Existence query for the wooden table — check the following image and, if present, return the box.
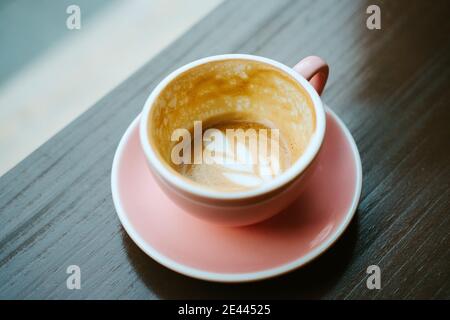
[1,0,449,299]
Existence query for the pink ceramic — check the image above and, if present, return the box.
[139,54,330,226]
[111,107,362,282]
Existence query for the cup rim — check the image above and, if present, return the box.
[139,54,326,200]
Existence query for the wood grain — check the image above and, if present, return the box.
[0,0,449,299]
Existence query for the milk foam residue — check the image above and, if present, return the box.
[200,130,282,188]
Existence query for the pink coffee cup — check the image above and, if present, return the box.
[140,54,328,226]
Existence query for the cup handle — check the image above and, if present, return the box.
[293,56,329,96]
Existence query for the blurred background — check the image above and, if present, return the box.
[0,0,222,176]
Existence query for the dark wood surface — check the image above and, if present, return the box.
[0,0,449,299]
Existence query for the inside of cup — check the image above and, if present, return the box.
[147,59,316,177]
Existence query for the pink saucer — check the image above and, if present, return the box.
[111,107,362,282]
